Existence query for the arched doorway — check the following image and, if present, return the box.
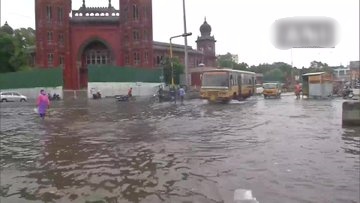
[79,40,113,89]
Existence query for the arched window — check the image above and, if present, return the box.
[133,52,140,65]
[123,8,128,21]
[143,30,148,41]
[83,41,111,65]
[46,5,52,22]
[132,4,139,20]
[143,5,148,20]
[125,54,129,65]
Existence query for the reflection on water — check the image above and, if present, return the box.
[342,128,360,155]
[0,97,359,203]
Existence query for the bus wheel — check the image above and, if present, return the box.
[222,99,230,104]
[233,92,237,100]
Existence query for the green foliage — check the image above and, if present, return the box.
[233,62,249,71]
[217,52,237,68]
[161,57,184,85]
[0,25,35,73]
[14,28,36,49]
[263,68,285,82]
[0,34,17,73]
[302,60,334,74]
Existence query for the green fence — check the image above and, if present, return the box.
[88,65,163,83]
[0,66,162,89]
[0,68,63,89]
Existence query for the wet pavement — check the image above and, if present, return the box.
[0,95,359,203]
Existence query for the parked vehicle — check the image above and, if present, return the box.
[255,84,264,95]
[115,95,135,102]
[92,92,102,99]
[48,93,61,101]
[262,82,282,98]
[0,91,27,102]
[151,91,175,103]
[90,88,101,99]
[342,88,354,99]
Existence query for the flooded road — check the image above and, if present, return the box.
[1,95,359,203]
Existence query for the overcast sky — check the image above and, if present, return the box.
[1,0,359,68]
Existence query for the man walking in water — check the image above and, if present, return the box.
[36,89,50,119]
[179,86,186,104]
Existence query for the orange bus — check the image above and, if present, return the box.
[200,69,256,103]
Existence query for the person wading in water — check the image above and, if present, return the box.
[36,89,50,119]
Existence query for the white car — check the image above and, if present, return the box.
[256,86,264,94]
[0,91,27,102]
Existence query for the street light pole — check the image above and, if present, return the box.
[0,0,2,26]
[170,38,174,86]
[182,0,189,87]
[169,32,192,86]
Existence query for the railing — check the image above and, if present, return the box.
[72,9,120,18]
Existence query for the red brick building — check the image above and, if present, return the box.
[35,0,217,90]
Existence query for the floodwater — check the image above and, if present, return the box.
[0,95,359,203]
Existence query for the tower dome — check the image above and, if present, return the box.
[1,21,14,35]
[200,18,211,36]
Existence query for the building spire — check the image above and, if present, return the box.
[82,0,86,8]
[204,16,206,22]
[109,0,112,7]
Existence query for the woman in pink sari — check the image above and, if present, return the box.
[36,90,50,119]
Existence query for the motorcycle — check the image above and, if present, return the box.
[342,88,354,99]
[48,93,61,101]
[92,92,102,99]
[115,95,135,102]
[151,90,176,103]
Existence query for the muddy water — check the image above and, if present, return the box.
[0,96,359,203]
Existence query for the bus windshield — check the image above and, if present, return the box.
[202,72,229,87]
[263,83,277,89]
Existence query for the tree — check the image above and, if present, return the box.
[0,25,34,73]
[0,33,17,72]
[14,27,35,48]
[263,68,285,82]
[233,62,248,71]
[161,57,184,85]
[305,60,333,74]
[217,52,237,68]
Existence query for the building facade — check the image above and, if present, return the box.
[333,67,351,82]
[35,0,216,89]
